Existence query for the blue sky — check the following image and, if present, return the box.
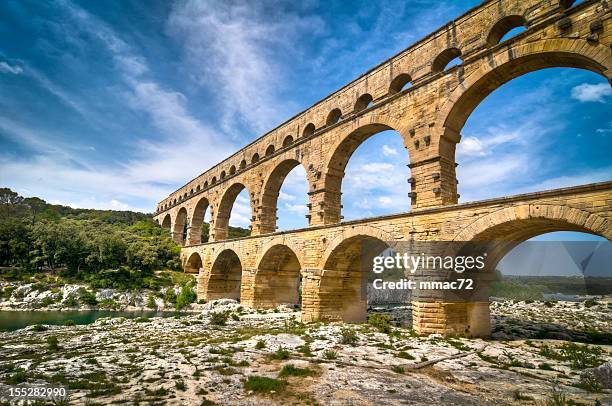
[1,0,610,236]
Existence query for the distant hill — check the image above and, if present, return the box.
[0,187,251,238]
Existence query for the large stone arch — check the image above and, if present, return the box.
[188,196,210,245]
[248,244,302,309]
[213,182,253,241]
[308,229,392,323]
[256,236,305,269]
[321,122,411,224]
[172,207,188,246]
[437,39,611,145]
[452,203,612,269]
[198,248,243,301]
[416,203,612,337]
[258,159,311,234]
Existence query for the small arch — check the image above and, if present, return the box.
[354,93,373,113]
[282,135,294,148]
[265,144,275,156]
[204,249,242,301]
[486,15,528,46]
[190,188,194,195]
[204,181,209,188]
[196,185,201,192]
[183,193,188,200]
[388,73,412,94]
[229,165,236,175]
[432,47,462,73]
[252,153,260,164]
[239,159,247,169]
[184,252,202,274]
[302,123,315,138]
[326,108,342,126]
[173,199,177,205]
[220,171,226,179]
[211,176,217,184]
[161,214,171,229]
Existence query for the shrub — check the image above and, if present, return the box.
[231,313,240,321]
[397,351,415,360]
[368,313,392,333]
[63,320,75,327]
[209,312,229,326]
[175,379,186,391]
[78,288,98,306]
[392,365,405,374]
[243,376,286,393]
[47,335,59,351]
[146,294,157,309]
[176,285,196,310]
[340,328,358,345]
[31,324,47,332]
[164,288,177,305]
[40,296,55,307]
[255,340,266,350]
[583,299,598,308]
[278,364,314,378]
[323,349,337,360]
[269,346,290,360]
[63,297,77,307]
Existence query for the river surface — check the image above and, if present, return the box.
[0,310,187,332]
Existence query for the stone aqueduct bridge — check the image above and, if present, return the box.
[154,0,612,336]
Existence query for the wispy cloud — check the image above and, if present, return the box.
[571,83,612,103]
[167,1,324,135]
[0,60,23,75]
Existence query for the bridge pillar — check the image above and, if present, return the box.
[409,156,458,209]
[411,268,494,337]
[171,231,184,245]
[301,269,367,323]
[196,268,242,301]
[308,188,342,226]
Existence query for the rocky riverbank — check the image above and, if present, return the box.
[0,281,196,312]
[0,298,610,405]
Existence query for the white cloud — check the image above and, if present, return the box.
[167,1,323,134]
[0,61,22,75]
[382,145,398,156]
[361,162,394,173]
[279,191,296,201]
[457,136,486,157]
[571,83,612,103]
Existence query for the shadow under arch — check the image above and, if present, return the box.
[172,207,188,246]
[323,123,410,224]
[201,248,243,301]
[161,213,171,230]
[184,252,203,274]
[311,232,391,323]
[248,244,302,309]
[214,182,253,241]
[259,159,310,234]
